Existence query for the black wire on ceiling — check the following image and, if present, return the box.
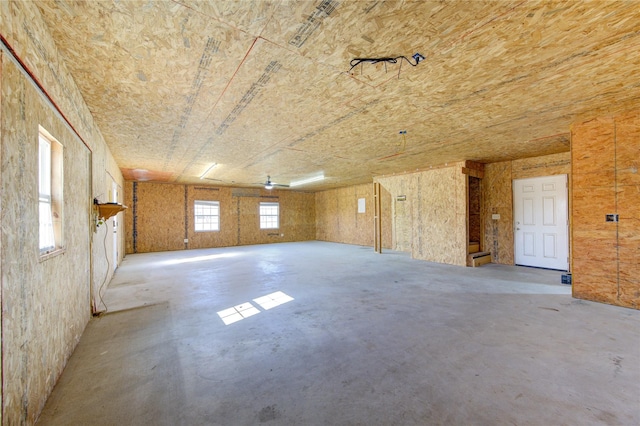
[348,54,425,73]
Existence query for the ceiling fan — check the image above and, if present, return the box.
[261,176,289,190]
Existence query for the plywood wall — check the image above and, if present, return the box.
[1,46,92,426]
[482,152,571,265]
[1,1,125,423]
[571,112,639,309]
[482,162,515,265]
[187,186,236,249]
[124,182,315,253]
[376,164,468,266]
[238,189,316,247]
[314,183,392,249]
[0,52,3,426]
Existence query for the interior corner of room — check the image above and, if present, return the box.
[1,0,639,424]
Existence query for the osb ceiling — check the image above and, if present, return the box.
[36,0,640,191]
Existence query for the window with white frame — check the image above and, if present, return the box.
[194,200,220,231]
[39,127,63,255]
[259,202,279,229]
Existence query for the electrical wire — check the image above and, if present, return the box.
[97,220,110,313]
[348,55,423,73]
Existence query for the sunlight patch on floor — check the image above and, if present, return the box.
[253,291,294,310]
[217,302,261,325]
[217,291,294,325]
[161,252,241,266]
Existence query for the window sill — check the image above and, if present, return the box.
[39,247,66,262]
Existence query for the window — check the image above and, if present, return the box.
[194,200,220,231]
[259,202,279,229]
[39,127,63,256]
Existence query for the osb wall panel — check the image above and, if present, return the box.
[414,166,467,266]
[353,184,373,246]
[129,183,186,253]
[482,152,571,265]
[511,152,571,180]
[0,52,3,426]
[2,0,125,314]
[187,186,237,249]
[124,181,135,255]
[572,112,640,309]
[237,190,315,247]
[616,111,640,188]
[1,57,91,424]
[617,185,640,308]
[377,164,467,266]
[314,190,334,243]
[1,2,125,422]
[572,117,620,306]
[314,184,392,249]
[316,186,360,245]
[125,183,315,253]
[380,186,393,250]
[280,191,316,244]
[482,162,514,265]
[376,174,415,253]
[393,193,412,253]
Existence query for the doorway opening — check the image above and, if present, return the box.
[468,175,491,267]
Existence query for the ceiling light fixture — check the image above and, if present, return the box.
[290,174,325,187]
[199,163,218,179]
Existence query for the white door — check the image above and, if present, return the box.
[513,175,568,270]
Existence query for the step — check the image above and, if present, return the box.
[468,251,491,267]
[468,242,480,254]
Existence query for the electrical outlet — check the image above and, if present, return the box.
[184,238,188,243]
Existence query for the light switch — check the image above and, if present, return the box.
[492,214,500,220]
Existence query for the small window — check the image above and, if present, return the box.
[39,127,63,256]
[194,200,220,231]
[259,202,279,229]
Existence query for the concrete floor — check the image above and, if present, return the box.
[38,241,639,425]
